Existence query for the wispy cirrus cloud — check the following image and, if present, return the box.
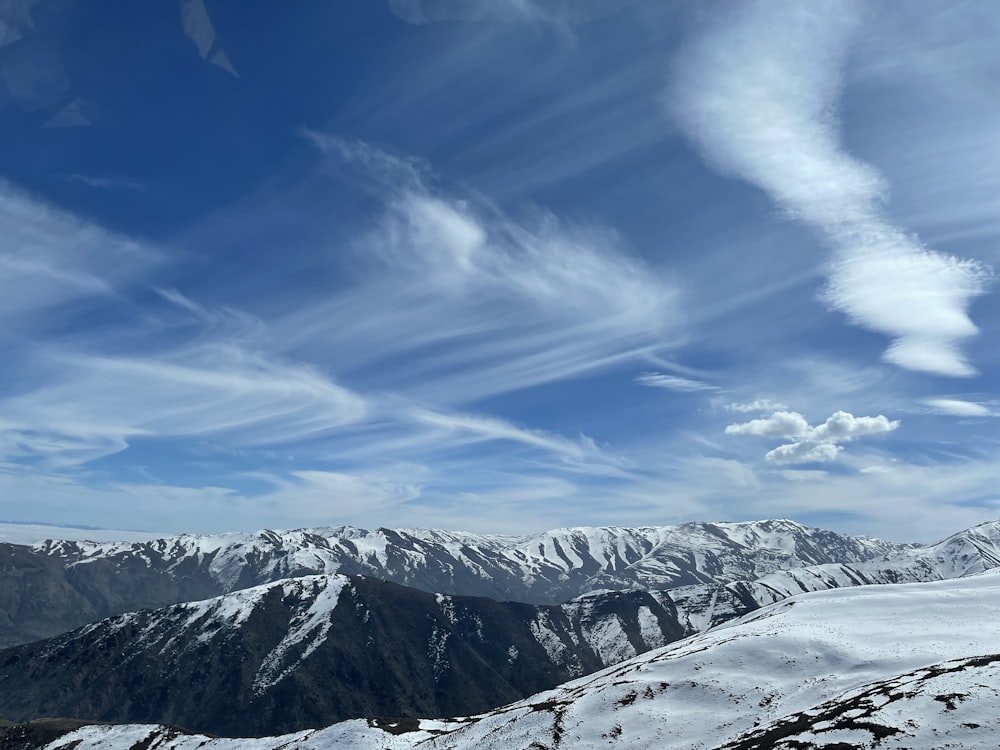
[407,407,623,472]
[923,398,994,418]
[0,180,155,328]
[635,372,717,392]
[725,399,789,414]
[386,0,633,26]
[0,162,636,526]
[671,0,993,377]
[0,345,368,467]
[279,135,681,404]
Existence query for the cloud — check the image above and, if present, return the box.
[386,0,633,26]
[0,346,367,466]
[407,407,624,471]
[726,409,899,464]
[725,411,811,439]
[766,442,842,465]
[66,174,145,192]
[725,399,789,413]
[635,372,717,392]
[280,135,680,404]
[924,398,993,417]
[810,411,899,441]
[671,0,992,377]
[0,180,156,328]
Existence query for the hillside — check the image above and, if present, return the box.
[23,571,1000,749]
[0,574,683,735]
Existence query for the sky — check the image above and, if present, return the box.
[0,0,998,543]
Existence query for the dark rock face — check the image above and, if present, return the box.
[0,575,684,737]
[0,545,99,648]
[0,520,907,648]
[0,719,100,750]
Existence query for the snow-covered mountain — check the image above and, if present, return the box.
[1,519,905,647]
[0,574,684,735]
[28,571,1000,750]
[667,519,1000,632]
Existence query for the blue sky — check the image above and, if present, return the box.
[1,0,998,542]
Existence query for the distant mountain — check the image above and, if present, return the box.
[0,574,684,736]
[24,571,1000,750]
[0,519,904,648]
[0,521,158,546]
[667,519,1000,631]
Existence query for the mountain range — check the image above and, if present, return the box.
[3,517,1000,745]
[0,519,905,649]
[0,575,683,735]
[16,570,1000,749]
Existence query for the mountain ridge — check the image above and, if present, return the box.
[1,518,906,648]
[20,571,1000,749]
[0,573,685,735]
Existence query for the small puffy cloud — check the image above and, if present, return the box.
[810,411,899,441]
[766,442,841,464]
[924,398,993,417]
[725,411,810,439]
[725,399,788,413]
[727,409,899,465]
[636,372,717,392]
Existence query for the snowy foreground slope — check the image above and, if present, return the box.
[36,571,1000,750]
[668,518,1000,631]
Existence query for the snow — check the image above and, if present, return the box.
[251,576,349,692]
[408,575,1000,749]
[529,612,583,676]
[579,613,636,665]
[635,605,664,649]
[33,564,1000,750]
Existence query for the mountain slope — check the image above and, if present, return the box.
[0,519,905,647]
[28,571,1000,749]
[668,519,1000,632]
[0,574,684,736]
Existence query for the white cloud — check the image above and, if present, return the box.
[671,0,992,377]
[725,411,810,439]
[780,469,830,481]
[810,411,899,441]
[924,398,993,417]
[279,136,680,404]
[726,409,898,465]
[0,346,367,466]
[725,399,789,413]
[407,407,622,470]
[0,180,156,327]
[766,442,842,464]
[636,372,717,392]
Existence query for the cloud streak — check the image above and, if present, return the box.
[671,0,992,377]
[635,372,717,392]
[386,0,634,26]
[0,346,367,466]
[279,135,680,404]
[924,398,993,417]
